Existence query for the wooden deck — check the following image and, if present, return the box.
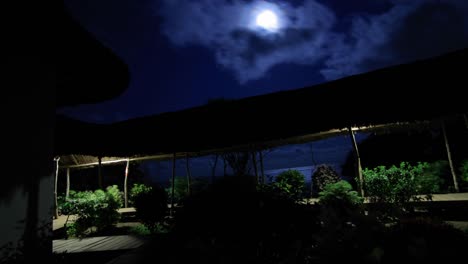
[427,192,468,201]
[53,235,146,254]
[53,208,136,231]
[305,192,468,204]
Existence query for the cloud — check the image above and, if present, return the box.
[157,0,468,83]
[158,0,338,83]
[321,0,468,80]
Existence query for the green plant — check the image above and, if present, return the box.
[417,160,446,194]
[318,181,364,228]
[134,185,168,233]
[57,190,77,215]
[362,162,440,220]
[129,224,152,236]
[363,162,442,204]
[319,180,363,207]
[129,183,152,206]
[312,164,340,197]
[65,186,123,237]
[274,169,305,201]
[165,177,190,203]
[460,160,468,182]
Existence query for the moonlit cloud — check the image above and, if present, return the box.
[157,0,468,83]
[158,0,337,83]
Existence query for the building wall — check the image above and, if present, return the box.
[1,52,55,260]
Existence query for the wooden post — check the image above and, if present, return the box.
[252,151,258,183]
[464,114,468,130]
[65,168,70,199]
[259,150,265,184]
[171,153,176,215]
[211,154,218,183]
[186,154,192,196]
[98,156,103,189]
[223,158,227,176]
[441,120,459,192]
[348,126,365,197]
[54,157,60,219]
[124,159,130,208]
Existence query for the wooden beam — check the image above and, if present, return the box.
[186,154,192,196]
[60,122,430,170]
[65,168,70,199]
[464,114,468,130]
[259,150,265,184]
[70,154,79,166]
[98,156,102,189]
[441,120,459,192]
[252,151,258,184]
[171,153,176,216]
[211,154,218,184]
[348,126,365,197]
[54,157,60,219]
[124,159,130,208]
[223,158,227,176]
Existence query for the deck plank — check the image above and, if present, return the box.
[53,235,146,254]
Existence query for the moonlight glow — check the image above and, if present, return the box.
[256,10,279,31]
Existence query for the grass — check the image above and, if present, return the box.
[129,224,151,236]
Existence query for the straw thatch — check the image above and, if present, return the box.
[55,48,468,160]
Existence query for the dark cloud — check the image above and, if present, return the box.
[322,0,468,79]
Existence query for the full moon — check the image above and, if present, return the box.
[256,10,278,31]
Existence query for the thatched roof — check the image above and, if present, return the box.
[1,1,130,201]
[55,48,468,160]
[57,4,130,107]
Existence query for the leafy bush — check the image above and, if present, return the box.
[274,169,305,201]
[106,185,124,208]
[362,162,442,220]
[312,164,340,197]
[57,190,77,215]
[130,183,152,206]
[418,160,447,194]
[173,175,309,264]
[129,224,151,236]
[363,162,445,206]
[319,180,363,207]
[460,160,468,182]
[133,184,168,233]
[165,177,189,203]
[64,185,123,237]
[318,181,364,230]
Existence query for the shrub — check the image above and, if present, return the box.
[312,164,340,197]
[460,160,468,182]
[318,181,364,230]
[130,183,152,206]
[418,160,447,194]
[133,185,168,233]
[129,224,151,236]
[165,177,190,203]
[363,162,442,205]
[57,190,77,215]
[362,162,444,220]
[65,185,122,237]
[319,180,363,207]
[274,169,305,201]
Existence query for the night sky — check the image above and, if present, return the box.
[59,0,468,181]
